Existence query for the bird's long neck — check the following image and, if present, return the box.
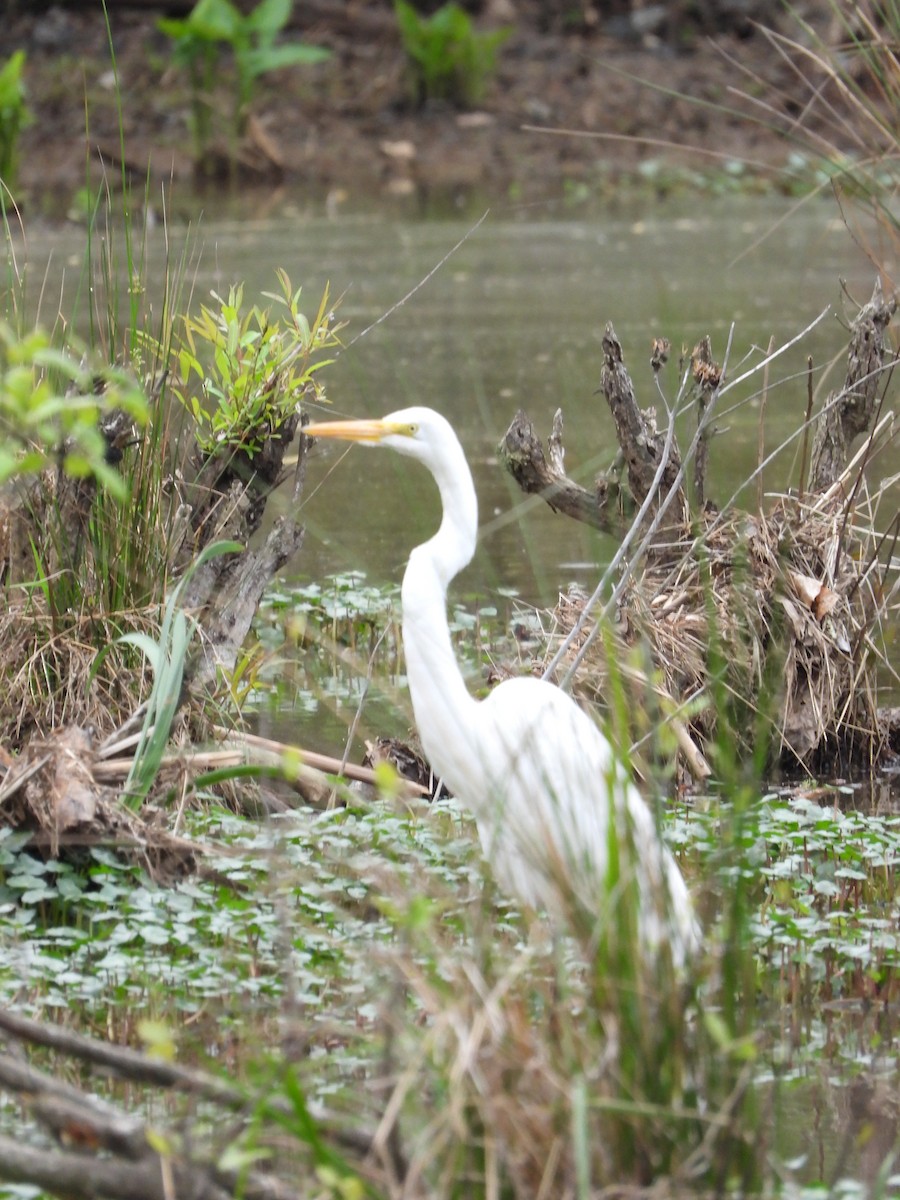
[401,432,480,791]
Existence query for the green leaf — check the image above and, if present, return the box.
[119,632,163,674]
[137,1019,177,1060]
[219,1144,272,1172]
[242,43,330,80]
[243,0,293,36]
[189,0,242,41]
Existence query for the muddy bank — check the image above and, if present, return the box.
[9,2,832,215]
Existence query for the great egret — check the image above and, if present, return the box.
[306,407,698,962]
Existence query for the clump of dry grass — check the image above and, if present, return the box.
[725,0,899,279]
[332,852,757,1199]
[0,604,158,744]
[0,406,186,746]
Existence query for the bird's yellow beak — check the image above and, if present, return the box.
[306,418,399,444]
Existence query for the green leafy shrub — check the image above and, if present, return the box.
[174,269,344,457]
[395,0,510,107]
[0,51,31,196]
[158,0,330,169]
[0,322,147,497]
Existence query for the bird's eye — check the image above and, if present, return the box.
[407,423,419,436]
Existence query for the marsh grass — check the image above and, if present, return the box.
[0,188,197,741]
[0,516,897,1194]
[1,164,343,748]
[714,0,899,275]
[237,593,782,1193]
[157,0,331,176]
[1,305,896,1200]
[1,16,343,755]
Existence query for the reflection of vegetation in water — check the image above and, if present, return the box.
[686,787,900,995]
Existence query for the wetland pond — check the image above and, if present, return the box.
[149,192,890,764]
[18,191,896,759]
[10,192,900,1196]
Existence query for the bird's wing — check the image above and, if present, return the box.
[474,677,698,957]
[473,677,623,909]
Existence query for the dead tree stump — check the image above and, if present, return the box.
[499,284,898,774]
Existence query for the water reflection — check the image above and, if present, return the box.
[12,195,889,607]
[762,1002,900,1192]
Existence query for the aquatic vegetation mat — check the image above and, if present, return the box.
[1,772,900,1196]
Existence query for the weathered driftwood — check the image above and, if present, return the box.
[0,725,210,877]
[498,408,634,534]
[600,323,690,523]
[498,325,691,538]
[0,720,381,862]
[177,413,308,691]
[501,286,897,773]
[808,281,897,492]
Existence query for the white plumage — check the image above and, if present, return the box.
[307,406,698,962]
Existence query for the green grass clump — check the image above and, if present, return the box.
[0,50,30,198]
[158,0,330,173]
[175,270,343,457]
[395,0,510,107]
[0,321,146,495]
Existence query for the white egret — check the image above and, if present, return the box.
[306,407,698,962]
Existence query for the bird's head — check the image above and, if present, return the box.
[305,406,455,468]
[308,404,477,574]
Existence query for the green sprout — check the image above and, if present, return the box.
[174,271,343,457]
[158,0,330,170]
[395,0,510,107]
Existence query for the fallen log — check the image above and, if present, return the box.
[0,1009,386,1200]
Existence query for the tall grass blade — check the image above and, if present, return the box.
[117,539,241,810]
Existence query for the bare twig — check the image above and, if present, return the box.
[757,335,775,514]
[798,354,815,505]
[212,726,429,796]
[0,1008,246,1106]
[0,1135,234,1200]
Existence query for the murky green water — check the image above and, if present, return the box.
[12,193,896,755]
[212,195,887,608]
[15,193,888,604]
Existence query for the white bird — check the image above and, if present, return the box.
[306,407,699,963]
